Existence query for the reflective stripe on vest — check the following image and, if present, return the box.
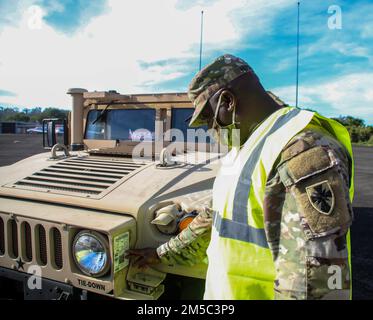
[213,211,268,248]
[232,108,302,225]
[212,108,309,246]
[205,107,354,300]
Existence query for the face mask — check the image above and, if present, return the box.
[210,92,240,148]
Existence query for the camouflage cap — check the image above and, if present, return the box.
[187,54,255,127]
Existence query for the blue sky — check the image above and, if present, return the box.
[0,0,372,123]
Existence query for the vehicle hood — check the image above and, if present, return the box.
[0,151,220,218]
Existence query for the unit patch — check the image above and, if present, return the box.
[305,181,335,215]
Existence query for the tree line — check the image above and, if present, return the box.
[0,107,68,123]
[0,106,372,144]
[331,116,373,145]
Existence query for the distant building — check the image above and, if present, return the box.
[0,121,39,134]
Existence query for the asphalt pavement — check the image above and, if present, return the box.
[0,134,372,299]
[350,146,373,299]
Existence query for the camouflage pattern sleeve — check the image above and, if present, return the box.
[263,123,354,300]
[156,207,213,266]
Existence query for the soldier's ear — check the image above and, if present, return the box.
[220,90,237,112]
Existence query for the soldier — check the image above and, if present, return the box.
[127,54,354,300]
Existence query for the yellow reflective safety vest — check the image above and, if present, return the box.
[205,107,354,300]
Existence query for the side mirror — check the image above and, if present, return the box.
[42,118,68,149]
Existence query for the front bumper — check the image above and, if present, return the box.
[0,266,81,300]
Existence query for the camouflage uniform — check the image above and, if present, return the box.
[187,54,256,128]
[157,123,353,299]
[157,54,353,299]
[157,206,212,266]
[264,121,352,300]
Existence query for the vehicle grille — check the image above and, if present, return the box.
[10,219,18,258]
[52,228,63,269]
[10,156,146,198]
[23,222,32,261]
[0,217,4,255]
[0,214,64,271]
[37,225,47,265]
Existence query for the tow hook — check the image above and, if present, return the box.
[49,143,71,160]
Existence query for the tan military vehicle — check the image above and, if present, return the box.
[0,88,285,300]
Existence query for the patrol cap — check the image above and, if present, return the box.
[187,54,255,127]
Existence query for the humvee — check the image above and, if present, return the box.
[0,88,285,300]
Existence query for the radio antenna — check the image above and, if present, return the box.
[199,10,204,71]
[295,2,300,108]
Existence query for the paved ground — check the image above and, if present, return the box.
[349,146,373,300]
[0,134,45,166]
[0,134,372,299]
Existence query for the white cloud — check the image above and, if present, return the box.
[329,41,372,62]
[273,57,294,73]
[272,72,373,123]
[26,5,45,30]
[361,24,373,39]
[0,0,292,108]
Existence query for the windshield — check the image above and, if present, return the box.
[171,108,211,143]
[85,108,211,143]
[85,109,156,140]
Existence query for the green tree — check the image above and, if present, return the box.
[39,108,68,122]
[332,116,365,127]
[348,127,359,143]
[0,106,68,123]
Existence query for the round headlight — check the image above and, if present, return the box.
[72,231,110,277]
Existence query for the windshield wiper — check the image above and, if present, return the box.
[92,101,114,125]
[184,113,193,123]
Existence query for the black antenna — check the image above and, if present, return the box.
[295,2,300,108]
[199,10,204,71]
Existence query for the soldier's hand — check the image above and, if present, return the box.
[125,248,160,269]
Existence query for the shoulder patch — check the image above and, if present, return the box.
[278,146,335,187]
[305,181,335,215]
[281,138,311,163]
[291,169,352,239]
